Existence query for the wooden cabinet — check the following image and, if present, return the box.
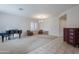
[64,28,79,47]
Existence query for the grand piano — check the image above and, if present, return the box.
[0,29,22,42]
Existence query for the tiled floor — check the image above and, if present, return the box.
[29,37,79,54]
[0,35,79,54]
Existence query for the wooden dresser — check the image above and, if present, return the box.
[64,28,79,47]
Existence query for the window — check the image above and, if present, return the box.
[31,22,38,31]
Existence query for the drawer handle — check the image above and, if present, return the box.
[69,33,74,35]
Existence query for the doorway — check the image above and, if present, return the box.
[59,14,67,37]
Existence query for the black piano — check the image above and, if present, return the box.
[0,32,9,42]
[0,29,22,42]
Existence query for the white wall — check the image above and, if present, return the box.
[66,5,79,28]
[59,5,79,28]
[39,17,59,36]
[48,18,59,36]
[0,12,32,36]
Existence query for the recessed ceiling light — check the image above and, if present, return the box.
[19,8,24,11]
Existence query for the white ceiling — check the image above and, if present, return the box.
[0,4,77,18]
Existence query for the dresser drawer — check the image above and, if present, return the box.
[69,35,75,39]
[69,29,74,32]
[69,39,74,43]
[69,32,74,35]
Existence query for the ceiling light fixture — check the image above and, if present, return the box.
[19,8,24,11]
[33,14,49,19]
